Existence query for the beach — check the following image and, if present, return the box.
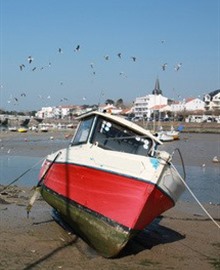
[0,131,220,269]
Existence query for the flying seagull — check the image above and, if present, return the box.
[19,64,25,71]
[162,63,168,71]
[119,72,127,78]
[74,45,80,52]
[40,62,52,70]
[174,63,182,71]
[27,56,33,64]
[60,97,68,102]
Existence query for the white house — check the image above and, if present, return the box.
[184,98,205,111]
[35,105,84,119]
[98,104,122,115]
[134,78,168,119]
[170,101,185,112]
[204,89,220,111]
[171,98,205,112]
[35,106,55,119]
[53,105,77,119]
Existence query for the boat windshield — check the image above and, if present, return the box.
[71,116,94,145]
[91,117,153,156]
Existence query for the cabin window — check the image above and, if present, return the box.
[72,116,94,145]
[91,118,152,156]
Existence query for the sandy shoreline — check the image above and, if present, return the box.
[0,131,220,269]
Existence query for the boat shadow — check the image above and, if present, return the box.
[119,215,185,258]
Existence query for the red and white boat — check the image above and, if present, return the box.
[38,111,185,257]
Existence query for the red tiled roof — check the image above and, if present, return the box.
[150,104,167,110]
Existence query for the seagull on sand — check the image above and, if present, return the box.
[131,56,136,62]
[58,48,63,53]
[117,53,122,59]
[104,55,109,60]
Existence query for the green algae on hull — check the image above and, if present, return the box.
[41,186,137,258]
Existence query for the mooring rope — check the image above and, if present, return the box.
[171,148,186,180]
[26,151,61,217]
[170,162,220,229]
[37,151,61,187]
[0,156,46,192]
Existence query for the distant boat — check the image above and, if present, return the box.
[155,127,174,142]
[157,131,174,142]
[18,127,28,133]
[36,111,186,258]
[40,126,48,132]
[8,127,17,132]
[165,126,180,140]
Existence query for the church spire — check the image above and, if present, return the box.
[152,77,162,95]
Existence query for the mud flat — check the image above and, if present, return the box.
[0,185,219,270]
[0,131,219,269]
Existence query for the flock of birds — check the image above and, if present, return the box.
[18,42,183,74]
[6,40,183,106]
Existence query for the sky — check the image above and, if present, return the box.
[0,0,220,111]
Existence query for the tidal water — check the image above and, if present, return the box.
[177,164,219,204]
[0,155,219,204]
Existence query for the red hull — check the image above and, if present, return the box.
[42,162,174,230]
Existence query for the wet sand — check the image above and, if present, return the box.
[0,131,220,269]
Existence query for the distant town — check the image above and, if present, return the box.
[0,79,220,128]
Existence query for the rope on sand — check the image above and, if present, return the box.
[171,163,220,229]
